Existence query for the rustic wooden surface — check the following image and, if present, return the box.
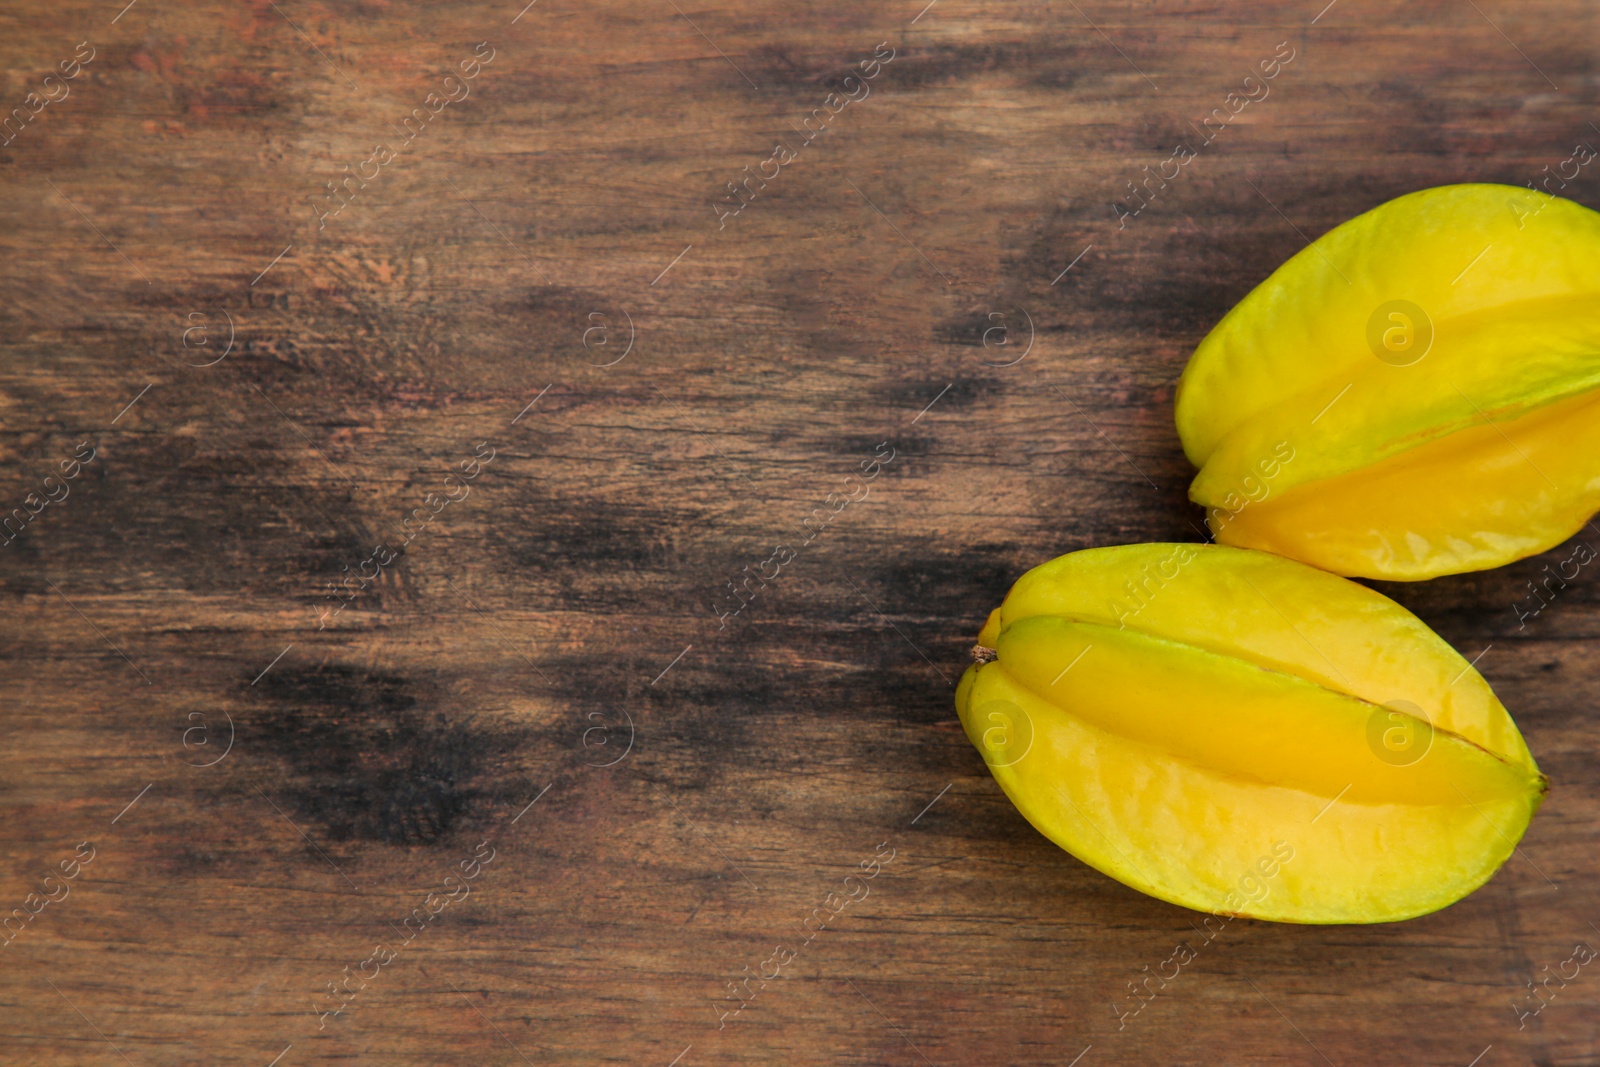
[3,0,1600,1063]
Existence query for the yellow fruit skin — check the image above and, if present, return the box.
[1214,385,1600,579]
[959,544,1545,924]
[1176,184,1600,579]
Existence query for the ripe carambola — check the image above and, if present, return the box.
[1177,184,1600,580]
[957,543,1545,924]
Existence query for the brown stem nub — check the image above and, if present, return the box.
[971,645,998,664]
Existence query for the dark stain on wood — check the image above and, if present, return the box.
[248,664,535,846]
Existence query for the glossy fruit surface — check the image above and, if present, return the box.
[1176,183,1600,579]
[956,543,1545,923]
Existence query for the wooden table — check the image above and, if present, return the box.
[3,0,1598,1063]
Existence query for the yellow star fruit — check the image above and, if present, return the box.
[956,544,1545,923]
[1177,183,1600,579]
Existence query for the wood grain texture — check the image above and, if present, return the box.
[2,0,1599,1063]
